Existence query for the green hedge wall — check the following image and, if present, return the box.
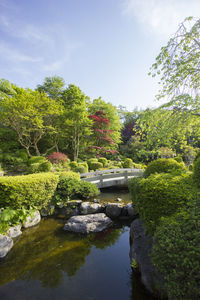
[152,204,200,300]
[143,158,187,178]
[0,173,59,210]
[128,173,198,234]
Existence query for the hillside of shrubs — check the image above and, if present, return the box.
[128,157,200,300]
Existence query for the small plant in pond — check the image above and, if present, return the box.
[131,258,138,270]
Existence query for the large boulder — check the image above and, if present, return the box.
[0,234,13,258]
[6,224,22,238]
[130,218,159,293]
[105,203,122,218]
[123,203,138,218]
[23,210,41,228]
[63,213,113,234]
[80,202,103,215]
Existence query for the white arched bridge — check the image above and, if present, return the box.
[80,168,144,188]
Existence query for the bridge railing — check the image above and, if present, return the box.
[80,168,143,187]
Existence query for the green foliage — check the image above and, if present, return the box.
[36,76,65,100]
[74,162,88,174]
[0,207,34,234]
[89,161,103,171]
[27,156,52,173]
[54,174,99,205]
[87,158,98,169]
[152,205,200,300]
[193,157,200,187]
[173,155,183,163]
[143,158,187,178]
[69,161,78,170]
[0,173,59,210]
[122,158,133,168]
[98,157,107,167]
[128,173,198,234]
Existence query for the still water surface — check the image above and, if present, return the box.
[0,191,156,300]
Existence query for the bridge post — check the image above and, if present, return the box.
[125,170,128,180]
[100,173,103,187]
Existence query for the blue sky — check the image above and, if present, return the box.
[0,0,200,109]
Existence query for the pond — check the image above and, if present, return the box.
[0,192,156,300]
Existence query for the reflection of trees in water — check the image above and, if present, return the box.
[0,219,123,289]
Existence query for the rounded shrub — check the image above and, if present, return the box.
[28,156,46,165]
[47,152,68,164]
[123,158,134,168]
[54,175,99,203]
[38,161,52,172]
[152,206,200,300]
[87,158,98,170]
[143,158,187,178]
[89,161,103,171]
[69,161,78,170]
[128,173,198,234]
[98,157,107,167]
[173,155,183,163]
[74,165,88,174]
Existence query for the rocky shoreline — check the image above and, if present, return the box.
[0,199,137,258]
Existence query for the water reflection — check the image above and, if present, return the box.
[0,217,158,300]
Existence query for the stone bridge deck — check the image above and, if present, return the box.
[80,168,143,188]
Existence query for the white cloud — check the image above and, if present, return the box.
[122,0,200,36]
[0,42,42,62]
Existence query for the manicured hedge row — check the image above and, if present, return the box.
[0,173,59,210]
[152,205,200,300]
[128,173,198,234]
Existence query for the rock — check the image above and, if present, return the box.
[80,202,103,215]
[68,200,82,206]
[23,210,41,228]
[124,203,138,217]
[6,224,22,238]
[63,213,113,234]
[93,198,100,203]
[105,203,122,218]
[116,198,122,202]
[65,207,79,217]
[0,234,13,258]
[129,218,162,293]
[40,205,55,217]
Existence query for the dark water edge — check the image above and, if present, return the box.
[0,189,158,300]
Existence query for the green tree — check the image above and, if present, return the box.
[36,76,65,100]
[61,84,92,160]
[0,85,62,157]
[88,97,122,148]
[150,17,200,111]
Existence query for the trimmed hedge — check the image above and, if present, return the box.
[0,173,59,210]
[89,161,103,171]
[54,175,99,204]
[152,205,200,300]
[123,158,133,168]
[128,173,198,234]
[98,157,107,167]
[143,158,187,178]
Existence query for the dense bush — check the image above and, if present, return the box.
[28,156,46,165]
[173,155,183,163]
[143,158,187,178]
[89,161,103,171]
[69,161,78,170]
[74,162,88,174]
[27,156,52,173]
[47,152,68,164]
[193,156,200,187]
[98,157,107,167]
[152,205,200,300]
[87,158,98,170]
[128,173,198,234]
[122,158,133,168]
[54,175,99,204]
[0,173,59,210]
[56,171,80,180]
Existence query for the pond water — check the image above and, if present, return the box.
[0,192,157,300]
[98,187,131,204]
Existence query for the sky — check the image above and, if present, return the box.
[0,0,200,110]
